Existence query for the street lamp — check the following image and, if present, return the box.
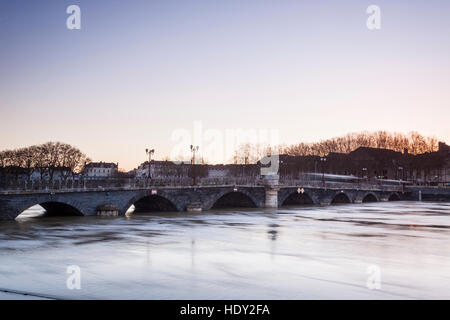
[145,148,155,181]
[280,160,283,178]
[190,145,199,164]
[320,157,327,187]
[243,155,249,177]
[398,166,404,181]
[190,145,199,185]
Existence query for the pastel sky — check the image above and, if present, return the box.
[1,0,449,170]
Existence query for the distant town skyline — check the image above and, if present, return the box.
[1,130,446,173]
[1,0,450,170]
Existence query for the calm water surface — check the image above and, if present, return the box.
[0,201,449,299]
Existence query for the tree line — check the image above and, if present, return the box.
[0,142,90,181]
[231,131,440,163]
[282,131,438,157]
[0,131,442,179]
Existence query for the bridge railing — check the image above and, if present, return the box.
[0,177,265,193]
[0,176,402,193]
[279,178,404,192]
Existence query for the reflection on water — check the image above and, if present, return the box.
[1,202,449,299]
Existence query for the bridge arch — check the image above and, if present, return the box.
[281,192,314,206]
[122,192,179,214]
[362,193,379,203]
[331,192,351,204]
[388,193,401,201]
[15,199,85,220]
[209,190,258,210]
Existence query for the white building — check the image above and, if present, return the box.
[83,162,118,178]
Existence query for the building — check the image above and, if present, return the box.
[131,161,260,179]
[412,142,450,185]
[278,142,450,185]
[133,160,191,179]
[439,143,450,185]
[83,162,118,179]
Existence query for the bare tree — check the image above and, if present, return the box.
[0,142,90,182]
[281,131,439,157]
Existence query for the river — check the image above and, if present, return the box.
[0,201,449,299]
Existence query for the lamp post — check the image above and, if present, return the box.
[190,145,199,185]
[243,155,249,178]
[190,145,199,165]
[280,160,283,179]
[320,157,327,187]
[145,148,154,183]
[398,166,404,181]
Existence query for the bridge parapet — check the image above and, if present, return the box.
[406,186,450,201]
[0,177,264,194]
[279,179,404,192]
[0,176,405,195]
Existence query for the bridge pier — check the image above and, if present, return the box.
[186,202,202,212]
[263,174,280,208]
[96,204,119,216]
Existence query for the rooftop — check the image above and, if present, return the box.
[85,162,118,169]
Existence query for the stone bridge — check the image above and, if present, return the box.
[0,175,408,221]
